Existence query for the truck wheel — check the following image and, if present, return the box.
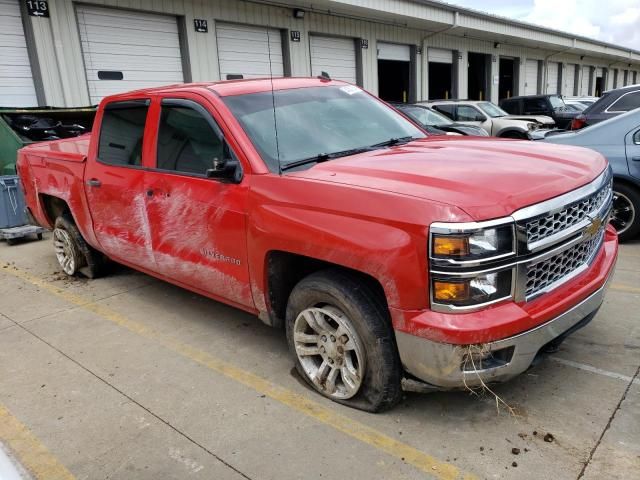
[500,131,527,139]
[611,183,640,242]
[53,214,105,278]
[286,270,402,412]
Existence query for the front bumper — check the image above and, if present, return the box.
[394,232,617,389]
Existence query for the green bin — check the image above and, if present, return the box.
[0,106,97,175]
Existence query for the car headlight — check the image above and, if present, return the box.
[527,123,538,131]
[431,224,514,261]
[429,221,516,312]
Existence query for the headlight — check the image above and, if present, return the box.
[432,271,513,308]
[431,224,514,262]
[527,123,538,131]
[429,221,516,312]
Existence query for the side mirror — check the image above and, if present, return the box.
[205,143,243,183]
[475,115,486,122]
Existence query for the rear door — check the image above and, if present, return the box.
[85,99,157,272]
[143,94,253,307]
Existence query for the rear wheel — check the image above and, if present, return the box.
[53,214,105,278]
[286,270,402,412]
[499,130,527,139]
[610,183,640,242]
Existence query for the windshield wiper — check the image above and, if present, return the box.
[280,146,374,171]
[369,135,416,148]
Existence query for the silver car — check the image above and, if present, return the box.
[543,108,640,241]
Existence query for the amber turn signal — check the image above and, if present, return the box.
[432,236,470,256]
[433,280,470,302]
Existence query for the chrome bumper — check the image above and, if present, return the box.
[395,273,613,389]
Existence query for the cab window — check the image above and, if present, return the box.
[156,100,224,176]
[432,104,455,119]
[457,105,484,121]
[98,100,149,166]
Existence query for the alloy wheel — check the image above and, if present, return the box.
[53,228,76,275]
[610,191,636,235]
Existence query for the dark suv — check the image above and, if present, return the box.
[570,84,640,130]
[500,94,578,129]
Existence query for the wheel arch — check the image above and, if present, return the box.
[264,251,389,329]
[496,127,528,138]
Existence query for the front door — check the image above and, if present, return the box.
[85,99,157,272]
[143,96,253,308]
[626,127,640,181]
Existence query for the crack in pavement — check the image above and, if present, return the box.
[576,364,640,479]
[1,312,254,480]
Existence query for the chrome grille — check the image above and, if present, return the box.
[524,181,611,246]
[525,229,605,298]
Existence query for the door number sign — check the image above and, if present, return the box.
[194,19,208,33]
[26,0,49,17]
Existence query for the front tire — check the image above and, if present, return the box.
[611,183,640,242]
[286,270,402,412]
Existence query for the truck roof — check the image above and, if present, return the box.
[103,77,348,101]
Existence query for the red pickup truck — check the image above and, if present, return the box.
[17,78,617,412]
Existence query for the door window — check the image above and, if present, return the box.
[608,91,640,112]
[457,105,484,121]
[156,100,224,176]
[523,97,548,114]
[432,104,455,119]
[98,100,149,166]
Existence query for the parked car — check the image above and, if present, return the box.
[570,84,640,130]
[17,78,617,411]
[564,96,599,107]
[543,108,640,241]
[563,101,587,112]
[391,103,489,136]
[425,99,555,138]
[500,94,578,129]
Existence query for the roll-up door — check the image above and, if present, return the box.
[580,66,591,95]
[546,62,559,94]
[427,48,452,64]
[216,23,284,80]
[77,5,184,104]
[0,0,38,107]
[309,35,356,84]
[524,59,539,95]
[377,42,410,62]
[564,64,576,95]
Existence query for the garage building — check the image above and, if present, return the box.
[2,0,640,108]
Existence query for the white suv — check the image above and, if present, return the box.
[423,100,555,138]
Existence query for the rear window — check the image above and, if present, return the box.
[608,90,640,112]
[432,104,455,119]
[500,99,518,113]
[98,100,149,166]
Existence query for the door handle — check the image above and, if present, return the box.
[631,156,640,162]
[87,178,102,188]
[146,189,154,197]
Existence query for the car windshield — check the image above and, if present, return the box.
[549,95,566,110]
[400,106,453,126]
[477,102,508,117]
[223,85,425,172]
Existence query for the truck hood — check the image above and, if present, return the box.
[291,137,607,220]
[503,114,555,125]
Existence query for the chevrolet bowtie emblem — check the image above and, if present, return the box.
[585,215,602,237]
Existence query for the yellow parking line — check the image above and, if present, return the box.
[3,266,475,480]
[0,404,75,480]
[610,283,640,294]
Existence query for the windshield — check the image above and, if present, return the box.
[223,86,425,172]
[477,102,508,118]
[400,106,453,126]
[549,95,566,110]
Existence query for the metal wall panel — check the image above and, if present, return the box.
[0,0,38,106]
[216,23,284,79]
[579,65,591,95]
[77,5,184,104]
[563,64,576,95]
[309,35,356,84]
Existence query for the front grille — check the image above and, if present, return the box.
[525,228,605,298]
[524,180,611,246]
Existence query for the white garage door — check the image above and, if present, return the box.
[546,62,559,94]
[310,35,356,84]
[77,6,184,104]
[0,0,38,107]
[216,23,284,80]
[524,59,538,95]
[564,64,576,95]
[580,66,591,95]
[377,42,411,62]
[427,48,452,64]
